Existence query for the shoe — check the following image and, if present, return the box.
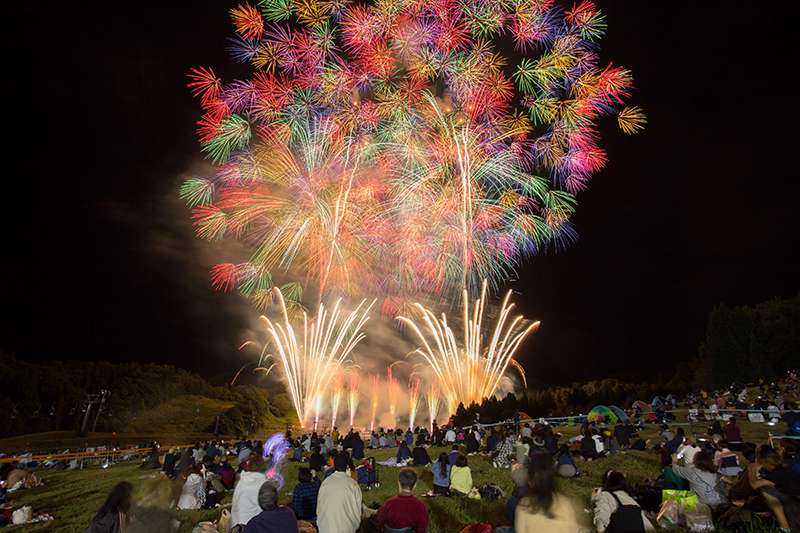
[492,461,498,468]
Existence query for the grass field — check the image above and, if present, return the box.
[3,415,788,532]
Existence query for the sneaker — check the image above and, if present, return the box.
[492,461,498,468]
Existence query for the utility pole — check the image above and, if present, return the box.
[191,402,202,433]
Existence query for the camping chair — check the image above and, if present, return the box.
[383,527,414,533]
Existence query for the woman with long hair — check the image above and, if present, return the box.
[592,470,654,532]
[430,452,451,495]
[515,453,586,533]
[87,481,132,533]
[672,449,727,509]
[176,464,205,510]
[449,455,473,496]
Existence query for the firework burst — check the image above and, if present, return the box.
[426,380,441,432]
[369,373,381,431]
[408,377,423,430]
[258,287,374,427]
[347,368,360,427]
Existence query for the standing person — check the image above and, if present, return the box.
[514,453,586,533]
[449,455,473,496]
[230,456,268,527]
[592,470,655,532]
[430,452,451,496]
[375,468,430,533]
[242,483,299,533]
[317,452,362,533]
[87,482,132,533]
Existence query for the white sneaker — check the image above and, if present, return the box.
[492,461,498,468]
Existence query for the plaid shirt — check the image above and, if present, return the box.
[723,423,741,443]
[292,478,321,520]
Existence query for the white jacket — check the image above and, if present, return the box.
[230,471,267,526]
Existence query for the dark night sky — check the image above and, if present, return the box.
[4,1,799,387]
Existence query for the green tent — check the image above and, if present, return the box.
[586,405,617,424]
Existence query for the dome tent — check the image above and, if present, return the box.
[586,405,617,424]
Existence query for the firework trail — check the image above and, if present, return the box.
[368,373,381,431]
[330,375,345,429]
[186,0,643,315]
[399,280,538,413]
[347,368,360,428]
[259,287,374,427]
[408,377,423,430]
[426,380,441,432]
[387,365,399,426]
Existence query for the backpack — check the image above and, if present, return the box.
[606,491,645,533]
[630,439,646,451]
[478,484,506,500]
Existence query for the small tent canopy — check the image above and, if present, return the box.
[518,412,533,423]
[666,394,679,407]
[652,396,667,407]
[609,406,630,424]
[632,400,652,413]
[587,405,617,424]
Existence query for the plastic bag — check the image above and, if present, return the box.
[656,499,681,529]
[216,508,230,533]
[662,489,700,511]
[12,506,32,525]
[685,502,715,532]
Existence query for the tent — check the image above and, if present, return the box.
[652,396,667,407]
[666,394,679,408]
[609,405,630,424]
[587,405,617,424]
[632,400,652,413]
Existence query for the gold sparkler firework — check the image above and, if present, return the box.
[387,365,399,425]
[330,375,345,429]
[259,287,374,427]
[399,280,538,414]
[426,380,441,432]
[408,377,423,430]
[369,373,381,431]
[347,368,360,427]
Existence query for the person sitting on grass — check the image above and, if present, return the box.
[580,430,601,462]
[242,482,299,533]
[231,455,268,527]
[317,452,362,533]
[747,444,800,532]
[291,467,321,522]
[494,432,513,468]
[671,449,727,509]
[309,445,325,474]
[658,448,688,490]
[516,436,531,466]
[779,438,800,477]
[177,464,205,510]
[714,440,743,477]
[514,453,589,533]
[3,463,44,492]
[87,481,132,533]
[375,467,430,533]
[555,444,578,478]
[397,441,412,463]
[430,452,451,496]
[448,444,461,465]
[351,432,365,460]
[592,470,655,532]
[449,454,473,496]
[413,440,431,466]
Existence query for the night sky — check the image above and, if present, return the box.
[4,1,798,388]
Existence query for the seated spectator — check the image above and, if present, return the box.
[505,464,530,528]
[243,483,299,533]
[625,420,639,439]
[708,420,724,440]
[593,470,655,532]
[614,422,630,449]
[309,446,325,473]
[430,453,451,496]
[397,441,412,463]
[375,468,430,533]
[449,454,473,496]
[555,444,578,478]
[724,417,743,450]
[231,455,268,527]
[531,436,548,456]
[351,432,365,460]
[318,452,362,533]
[714,440,743,476]
[779,438,800,477]
[726,443,758,501]
[140,443,161,470]
[369,432,380,449]
[493,432,513,468]
[486,429,499,453]
[749,444,800,532]
[413,441,431,466]
[161,448,180,478]
[658,448,688,490]
[177,464,205,510]
[658,425,674,446]
[671,449,727,509]
[444,426,457,444]
[448,444,461,465]
[516,437,531,465]
[465,428,480,455]
[515,454,584,532]
[291,467,321,521]
[580,431,601,462]
[87,481,132,533]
